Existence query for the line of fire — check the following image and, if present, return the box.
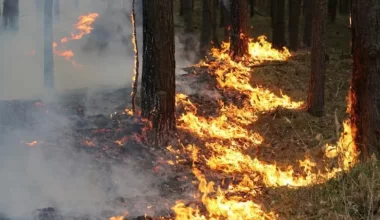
[0,0,379,220]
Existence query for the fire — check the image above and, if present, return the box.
[171,36,358,219]
[21,140,40,147]
[53,13,99,66]
[81,139,95,147]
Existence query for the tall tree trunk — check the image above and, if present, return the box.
[141,0,155,118]
[3,0,19,30]
[339,0,349,15]
[328,0,337,23]
[179,0,183,16]
[229,0,249,59]
[272,0,286,49]
[54,0,60,21]
[74,0,79,8]
[183,0,194,54]
[151,0,176,143]
[210,0,220,48]
[250,0,256,17]
[288,0,301,51]
[44,0,54,88]
[200,0,212,58]
[306,0,328,117]
[350,0,380,159]
[270,0,274,28]
[182,0,193,32]
[303,0,313,47]
[220,0,230,42]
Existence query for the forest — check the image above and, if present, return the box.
[0,0,379,219]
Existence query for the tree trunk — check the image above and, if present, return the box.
[54,0,60,21]
[229,0,249,59]
[270,0,274,28]
[44,0,54,88]
[220,0,230,42]
[288,0,301,51]
[210,0,220,48]
[250,0,256,17]
[303,0,313,48]
[350,0,380,159]
[200,0,212,58]
[306,0,328,117]
[272,0,286,49]
[74,0,79,8]
[339,0,349,15]
[182,0,193,32]
[141,0,155,118]
[151,0,176,143]
[3,0,19,30]
[328,0,337,23]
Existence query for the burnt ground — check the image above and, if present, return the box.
[0,88,192,220]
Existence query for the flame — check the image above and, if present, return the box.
[21,140,40,147]
[171,36,358,219]
[81,139,95,147]
[53,13,99,66]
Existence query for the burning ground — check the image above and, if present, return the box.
[0,35,359,219]
[0,3,365,220]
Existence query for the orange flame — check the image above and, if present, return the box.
[53,13,99,66]
[172,36,358,219]
[21,140,40,147]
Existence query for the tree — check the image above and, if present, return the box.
[182,0,193,33]
[141,0,176,143]
[54,0,60,21]
[44,0,54,88]
[141,0,155,118]
[219,0,230,42]
[350,0,380,159]
[250,0,256,17]
[288,0,301,51]
[328,0,337,23]
[306,0,328,117]
[3,0,19,30]
[229,0,249,59]
[338,0,349,15]
[303,0,313,48]
[271,0,286,49]
[200,0,212,58]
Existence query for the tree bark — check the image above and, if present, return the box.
[229,0,249,60]
[182,0,193,32]
[44,0,54,89]
[250,0,256,17]
[271,0,286,49]
[141,0,155,118]
[328,0,337,23]
[306,0,328,117]
[3,0,19,30]
[54,0,60,21]
[200,0,212,58]
[339,0,349,15]
[151,0,176,141]
[288,0,301,51]
[220,0,230,42]
[350,0,380,159]
[303,0,313,48]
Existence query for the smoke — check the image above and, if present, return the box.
[0,0,168,219]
